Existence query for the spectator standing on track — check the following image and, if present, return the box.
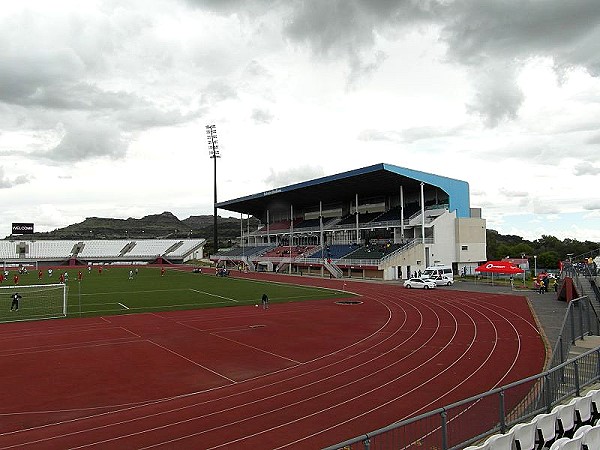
[10,292,21,312]
[261,293,269,310]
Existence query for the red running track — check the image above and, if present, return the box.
[0,274,546,449]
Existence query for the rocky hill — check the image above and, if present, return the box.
[15,212,259,251]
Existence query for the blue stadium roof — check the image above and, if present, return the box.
[217,163,471,219]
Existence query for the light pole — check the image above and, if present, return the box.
[206,124,220,256]
[534,255,537,277]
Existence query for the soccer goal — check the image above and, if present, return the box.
[0,283,67,323]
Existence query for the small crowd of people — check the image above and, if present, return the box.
[216,266,229,277]
[533,273,558,294]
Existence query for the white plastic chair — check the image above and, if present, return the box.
[510,420,538,450]
[553,399,577,438]
[549,436,583,450]
[534,411,558,449]
[484,432,514,450]
[581,423,600,450]
[573,424,592,438]
[575,395,593,426]
[548,437,569,450]
[463,443,490,450]
[586,389,600,424]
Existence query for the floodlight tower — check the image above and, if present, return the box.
[206,124,219,256]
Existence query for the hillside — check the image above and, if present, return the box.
[16,212,255,250]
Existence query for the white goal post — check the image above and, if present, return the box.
[0,283,67,323]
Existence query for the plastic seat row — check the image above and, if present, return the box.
[464,389,600,450]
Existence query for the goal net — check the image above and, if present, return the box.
[0,283,67,324]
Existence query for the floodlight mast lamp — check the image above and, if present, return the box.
[206,124,219,256]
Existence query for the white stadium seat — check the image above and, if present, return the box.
[484,432,514,449]
[580,424,600,450]
[510,420,537,450]
[553,398,577,438]
[534,411,558,448]
[550,435,582,450]
[586,389,600,424]
[575,395,593,426]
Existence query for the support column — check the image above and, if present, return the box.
[400,185,405,242]
[355,193,360,244]
[421,182,426,268]
[266,210,270,245]
[289,204,294,274]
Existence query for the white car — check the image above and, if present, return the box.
[430,275,454,286]
[403,278,436,289]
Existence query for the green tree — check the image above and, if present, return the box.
[537,251,560,270]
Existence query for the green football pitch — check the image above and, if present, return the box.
[5,267,351,318]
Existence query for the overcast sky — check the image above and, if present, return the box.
[1,0,599,242]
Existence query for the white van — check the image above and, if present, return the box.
[421,265,454,281]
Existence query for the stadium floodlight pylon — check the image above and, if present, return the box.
[0,283,67,324]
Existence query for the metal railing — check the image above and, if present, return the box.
[324,295,600,450]
[549,296,600,370]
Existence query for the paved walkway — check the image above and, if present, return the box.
[448,279,569,351]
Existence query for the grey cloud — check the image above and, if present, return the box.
[201,80,239,105]
[574,162,600,176]
[584,201,600,210]
[532,199,561,215]
[439,1,600,124]
[34,121,128,163]
[283,0,599,122]
[0,166,31,189]
[499,188,529,198]
[465,64,524,128]
[358,129,397,142]
[358,125,465,143]
[251,108,274,124]
[184,0,274,15]
[587,133,600,145]
[439,0,600,73]
[284,0,435,55]
[264,165,325,188]
[0,49,85,106]
[283,1,434,85]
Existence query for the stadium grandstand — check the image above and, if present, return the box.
[212,163,486,279]
[0,238,205,267]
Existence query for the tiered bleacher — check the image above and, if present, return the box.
[216,245,272,258]
[261,245,316,258]
[341,242,402,260]
[127,239,180,258]
[78,240,128,258]
[0,239,205,265]
[309,244,357,260]
[28,241,79,259]
[0,241,18,259]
